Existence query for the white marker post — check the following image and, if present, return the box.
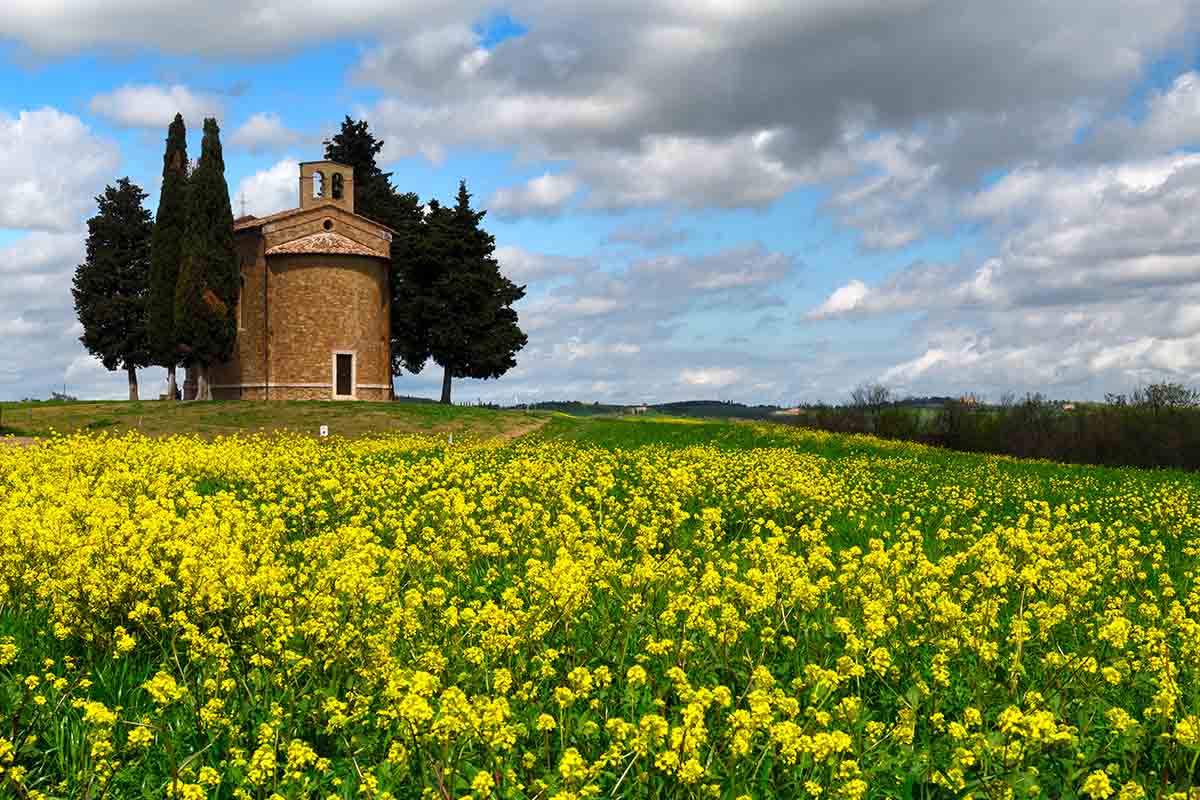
[319,425,329,438]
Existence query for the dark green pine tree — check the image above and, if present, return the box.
[174,118,238,401]
[71,178,154,401]
[426,181,528,404]
[392,198,446,376]
[323,116,425,387]
[148,113,188,400]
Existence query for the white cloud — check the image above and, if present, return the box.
[355,0,1191,220]
[810,151,1200,397]
[495,245,589,283]
[605,221,690,250]
[806,280,869,319]
[1130,71,1200,153]
[0,109,118,232]
[230,112,303,153]
[88,84,223,129]
[630,244,796,296]
[680,368,742,388]
[3,0,1194,223]
[808,156,1200,321]
[578,131,805,211]
[515,242,796,346]
[555,338,642,362]
[880,344,982,387]
[0,317,39,337]
[963,167,1050,220]
[234,158,299,217]
[488,173,578,219]
[1084,71,1200,160]
[0,1,492,56]
[356,23,492,96]
[378,239,807,405]
[0,231,84,275]
[0,230,167,401]
[575,297,623,315]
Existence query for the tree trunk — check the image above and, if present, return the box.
[440,365,452,405]
[126,365,139,401]
[183,366,198,401]
[166,365,177,401]
[197,365,211,401]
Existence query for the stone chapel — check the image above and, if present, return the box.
[199,160,395,401]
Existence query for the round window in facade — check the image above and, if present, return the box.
[323,219,334,231]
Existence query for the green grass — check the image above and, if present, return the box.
[542,416,1200,564]
[541,414,939,460]
[0,399,549,441]
[540,414,863,449]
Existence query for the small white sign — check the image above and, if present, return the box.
[319,425,329,437]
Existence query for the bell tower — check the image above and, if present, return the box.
[299,160,354,214]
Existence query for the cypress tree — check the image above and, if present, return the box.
[71,178,154,400]
[174,118,238,401]
[148,113,188,400]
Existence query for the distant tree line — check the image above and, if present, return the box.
[72,115,526,403]
[789,381,1200,471]
[520,400,787,419]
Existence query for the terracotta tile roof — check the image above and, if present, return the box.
[234,207,301,231]
[265,231,384,258]
[233,205,397,236]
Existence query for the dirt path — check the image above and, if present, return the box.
[498,414,551,440]
[0,437,38,448]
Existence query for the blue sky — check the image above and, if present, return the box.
[3,1,1200,404]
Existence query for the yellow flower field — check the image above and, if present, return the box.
[0,424,1198,799]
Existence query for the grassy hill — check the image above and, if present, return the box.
[0,398,549,441]
[0,399,790,444]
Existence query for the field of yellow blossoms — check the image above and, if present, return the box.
[0,419,1198,799]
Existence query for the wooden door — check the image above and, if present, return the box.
[335,353,353,397]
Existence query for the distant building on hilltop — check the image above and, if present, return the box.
[189,160,394,401]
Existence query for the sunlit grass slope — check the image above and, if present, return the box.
[0,399,547,441]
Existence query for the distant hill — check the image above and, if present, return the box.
[524,401,625,416]
[518,399,785,420]
[652,400,784,419]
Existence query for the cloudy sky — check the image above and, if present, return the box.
[2,1,1200,405]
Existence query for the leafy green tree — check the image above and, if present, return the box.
[148,113,189,400]
[71,178,154,400]
[174,118,238,401]
[324,117,424,392]
[424,182,528,404]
